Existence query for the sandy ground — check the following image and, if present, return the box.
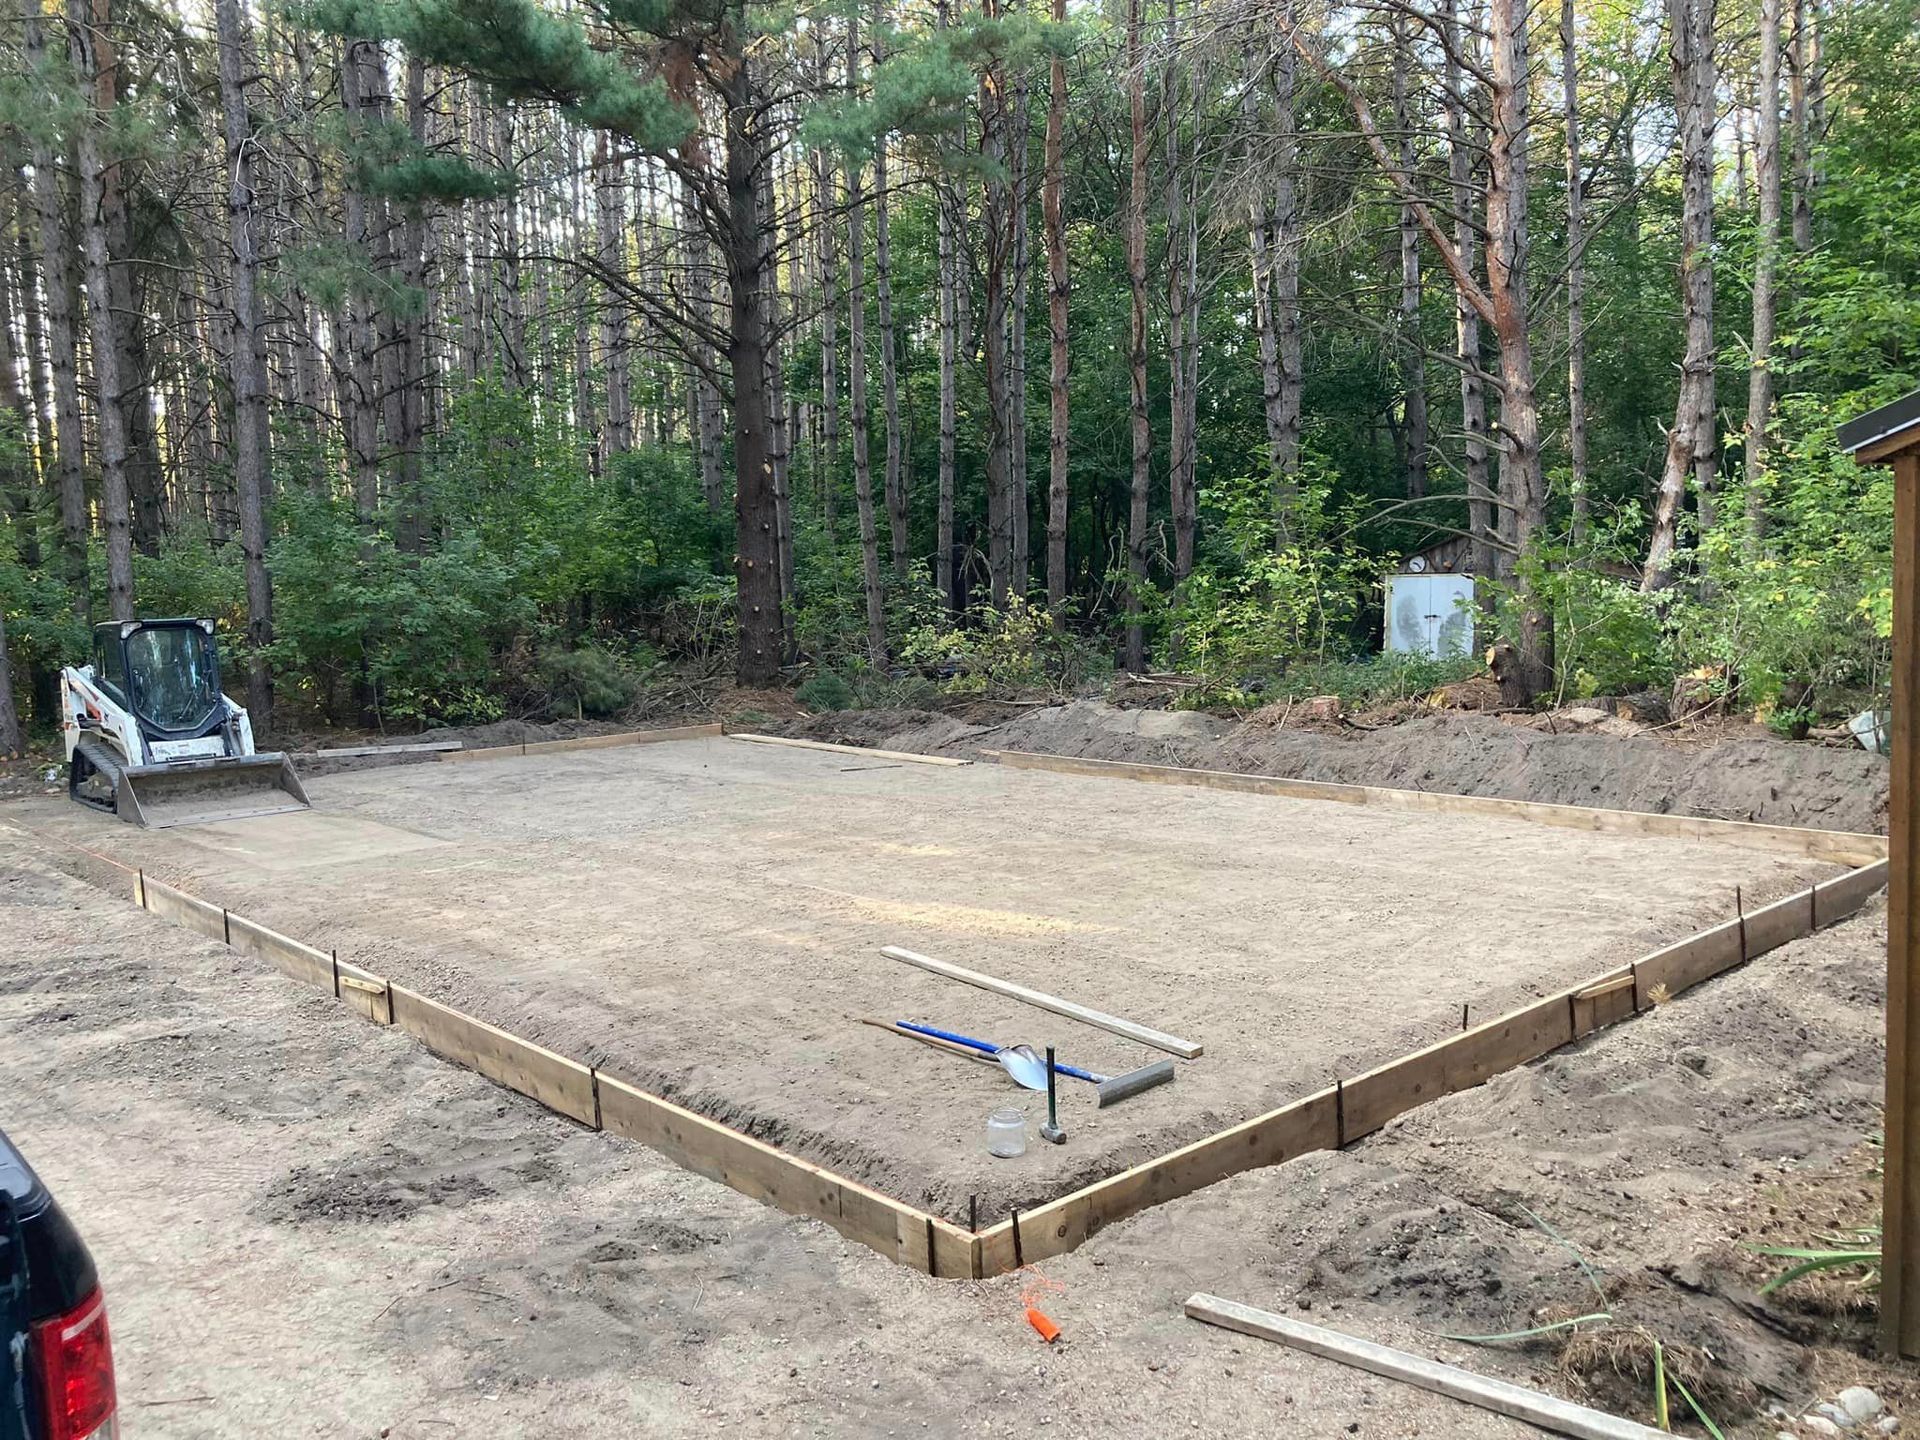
[3,735,1839,1222]
[0,798,1901,1437]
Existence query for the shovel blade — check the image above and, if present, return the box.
[995,1044,1050,1091]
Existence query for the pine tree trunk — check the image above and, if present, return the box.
[216,0,274,731]
[1486,0,1551,693]
[1123,0,1150,672]
[846,22,886,664]
[1165,0,1194,582]
[1562,0,1590,545]
[1643,0,1717,593]
[0,607,21,755]
[341,39,382,521]
[980,3,1014,610]
[720,33,785,687]
[1043,0,1070,619]
[1270,21,1303,547]
[70,0,134,621]
[597,135,633,459]
[1009,64,1032,598]
[815,145,841,536]
[936,172,958,612]
[24,0,87,618]
[875,129,906,579]
[1391,14,1429,504]
[1745,0,1783,537]
[395,55,429,551]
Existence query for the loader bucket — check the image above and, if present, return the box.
[116,752,311,829]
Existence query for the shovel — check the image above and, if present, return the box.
[889,1021,1175,1107]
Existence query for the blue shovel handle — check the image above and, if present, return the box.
[895,1020,1001,1054]
[894,1021,1104,1083]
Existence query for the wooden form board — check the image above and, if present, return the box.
[440,722,722,764]
[226,913,334,990]
[119,849,1888,1283]
[989,749,1888,867]
[969,861,1889,1278]
[389,985,593,1124]
[293,741,463,759]
[1186,1294,1668,1440]
[597,1075,976,1276]
[118,867,973,1275]
[727,733,971,766]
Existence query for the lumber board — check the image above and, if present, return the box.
[440,722,722,763]
[596,1074,945,1268]
[878,945,1202,1059]
[335,961,394,1025]
[294,741,462,759]
[387,985,591,1122]
[1817,858,1891,924]
[726,733,971,766]
[1570,968,1639,1037]
[988,749,1887,866]
[1633,917,1745,1004]
[1341,994,1573,1143]
[138,877,227,942]
[976,1088,1339,1275]
[1185,1294,1667,1440]
[1744,885,1819,957]
[226,913,333,990]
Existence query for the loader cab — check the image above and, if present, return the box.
[92,618,226,740]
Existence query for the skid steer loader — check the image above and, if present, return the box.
[60,617,310,828]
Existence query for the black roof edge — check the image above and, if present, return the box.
[1838,387,1920,455]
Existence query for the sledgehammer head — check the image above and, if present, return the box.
[1095,1059,1176,1107]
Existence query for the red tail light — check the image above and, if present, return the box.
[33,1286,118,1439]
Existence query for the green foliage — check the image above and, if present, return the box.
[538,641,650,717]
[898,596,1109,698]
[794,669,855,711]
[1153,462,1379,691]
[267,490,535,727]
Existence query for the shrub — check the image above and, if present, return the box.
[538,643,649,718]
[795,669,855,711]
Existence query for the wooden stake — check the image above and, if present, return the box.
[1888,448,1920,1356]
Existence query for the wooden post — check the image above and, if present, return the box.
[1839,391,1920,1356]
[1887,446,1920,1356]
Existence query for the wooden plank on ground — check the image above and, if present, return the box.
[879,945,1202,1059]
[1185,1294,1668,1440]
[976,1088,1339,1275]
[727,733,971,766]
[441,722,722,763]
[139,877,227,942]
[336,961,394,1025]
[226,913,333,990]
[596,1073,941,1268]
[385,984,590,1121]
[293,741,463,759]
[988,749,1887,866]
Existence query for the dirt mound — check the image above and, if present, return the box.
[786,700,1889,834]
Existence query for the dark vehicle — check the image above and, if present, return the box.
[1,1130,116,1439]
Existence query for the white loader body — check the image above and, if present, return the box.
[60,618,309,828]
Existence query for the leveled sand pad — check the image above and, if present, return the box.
[13,736,1841,1220]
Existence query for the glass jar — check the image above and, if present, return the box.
[987,1107,1027,1158]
